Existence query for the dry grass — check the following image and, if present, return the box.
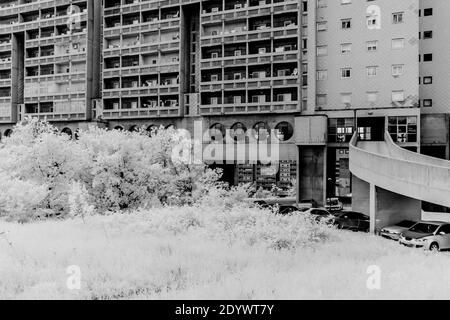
[1,208,450,300]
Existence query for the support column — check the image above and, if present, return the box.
[369,183,377,234]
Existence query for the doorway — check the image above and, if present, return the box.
[356,117,385,141]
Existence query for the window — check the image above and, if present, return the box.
[317,22,327,31]
[423,99,433,107]
[423,76,433,84]
[392,38,405,49]
[316,45,328,56]
[275,122,294,141]
[341,43,352,54]
[341,93,352,105]
[423,8,433,16]
[366,40,378,52]
[209,123,225,142]
[366,66,377,77]
[253,122,270,141]
[392,64,404,76]
[317,0,327,8]
[328,118,354,143]
[423,30,433,39]
[392,91,405,102]
[388,116,417,143]
[341,68,351,78]
[366,91,378,103]
[358,127,372,141]
[230,122,247,141]
[316,94,327,107]
[341,19,351,29]
[392,12,404,24]
[316,70,328,81]
[423,53,433,61]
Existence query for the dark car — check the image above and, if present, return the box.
[325,198,344,212]
[333,211,370,232]
[298,199,318,210]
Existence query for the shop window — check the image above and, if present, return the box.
[328,118,354,143]
[388,116,417,143]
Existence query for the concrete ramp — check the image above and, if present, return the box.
[350,132,450,232]
[350,132,450,209]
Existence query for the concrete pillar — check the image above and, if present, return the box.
[352,175,422,233]
[369,183,377,234]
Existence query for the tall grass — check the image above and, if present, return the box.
[2,206,450,300]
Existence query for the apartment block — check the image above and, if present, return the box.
[0,0,101,137]
[0,0,449,206]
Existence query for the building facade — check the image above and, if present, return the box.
[0,0,448,206]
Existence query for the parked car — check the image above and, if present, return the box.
[380,220,417,240]
[333,211,370,232]
[304,208,334,223]
[399,221,450,251]
[298,199,318,210]
[325,198,344,212]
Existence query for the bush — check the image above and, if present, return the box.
[0,118,222,220]
[0,173,48,222]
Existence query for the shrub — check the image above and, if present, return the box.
[0,118,222,220]
[0,173,48,222]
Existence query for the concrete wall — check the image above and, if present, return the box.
[420,0,450,115]
[352,175,421,232]
[298,146,326,205]
[314,0,419,111]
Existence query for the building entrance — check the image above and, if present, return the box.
[356,117,385,141]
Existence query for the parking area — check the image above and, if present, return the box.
[253,198,450,253]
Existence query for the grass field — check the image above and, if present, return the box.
[2,208,450,300]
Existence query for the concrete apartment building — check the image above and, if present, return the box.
[0,0,448,208]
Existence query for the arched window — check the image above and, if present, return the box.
[230,122,247,141]
[275,122,294,141]
[209,123,225,142]
[61,127,73,138]
[147,125,158,137]
[114,126,124,131]
[129,125,139,132]
[165,124,176,130]
[253,122,270,141]
[4,129,12,138]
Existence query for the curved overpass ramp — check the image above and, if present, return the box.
[350,132,450,232]
[350,132,450,208]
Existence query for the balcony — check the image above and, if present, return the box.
[199,101,299,115]
[201,0,299,23]
[200,50,299,69]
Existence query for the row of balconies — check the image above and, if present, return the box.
[0,12,87,35]
[26,32,86,47]
[0,0,72,16]
[25,52,86,66]
[200,51,298,69]
[200,77,299,91]
[200,26,298,47]
[101,106,180,119]
[103,19,179,36]
[24,92,86,102]
[103,62,179,77]
[103,0,201,16]
[198,101,299,115]
[200,1,298,23]
[24,71,86,82]
[0,79,12,87]
[103,41,179,57]
[103,85,179,97]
